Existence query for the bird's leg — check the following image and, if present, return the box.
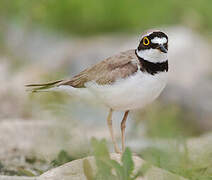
[107,109,121,154]
[121,110,129,153]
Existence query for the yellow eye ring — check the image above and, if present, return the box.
[143,37,150,46]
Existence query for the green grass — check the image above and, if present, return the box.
[83,138,151,180]
[1,0,212,35]
[51,150,75,167]
[86,138,212,179]
[0,156,45,176]
[87,138,212,180]
[140,139,212,180]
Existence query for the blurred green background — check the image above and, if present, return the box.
[1,0,212,35]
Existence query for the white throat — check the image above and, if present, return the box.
[136,49,167,63]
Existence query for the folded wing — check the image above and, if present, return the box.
[26,50,138,92]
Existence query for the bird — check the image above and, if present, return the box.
[26,30,168,154]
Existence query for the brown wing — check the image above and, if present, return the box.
[59,49,138,88]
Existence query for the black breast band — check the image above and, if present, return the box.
[135,50,168,75]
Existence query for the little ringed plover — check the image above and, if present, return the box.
[26,30,169,154]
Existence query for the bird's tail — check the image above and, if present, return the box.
[25,80,63,92]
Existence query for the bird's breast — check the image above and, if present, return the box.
[86,70,168,111]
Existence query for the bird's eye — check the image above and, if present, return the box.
[143,37,150,46]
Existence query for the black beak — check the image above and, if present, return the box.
[157,45,167,53]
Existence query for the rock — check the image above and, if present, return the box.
[0,119,89,161]
[0,154,187,180]
[38,153,187,180]
[0,119,87,177]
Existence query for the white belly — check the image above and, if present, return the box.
[85,71,168,111]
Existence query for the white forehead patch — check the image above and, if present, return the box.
[151,37,167,44]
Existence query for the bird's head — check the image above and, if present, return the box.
[136,30,168,63]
